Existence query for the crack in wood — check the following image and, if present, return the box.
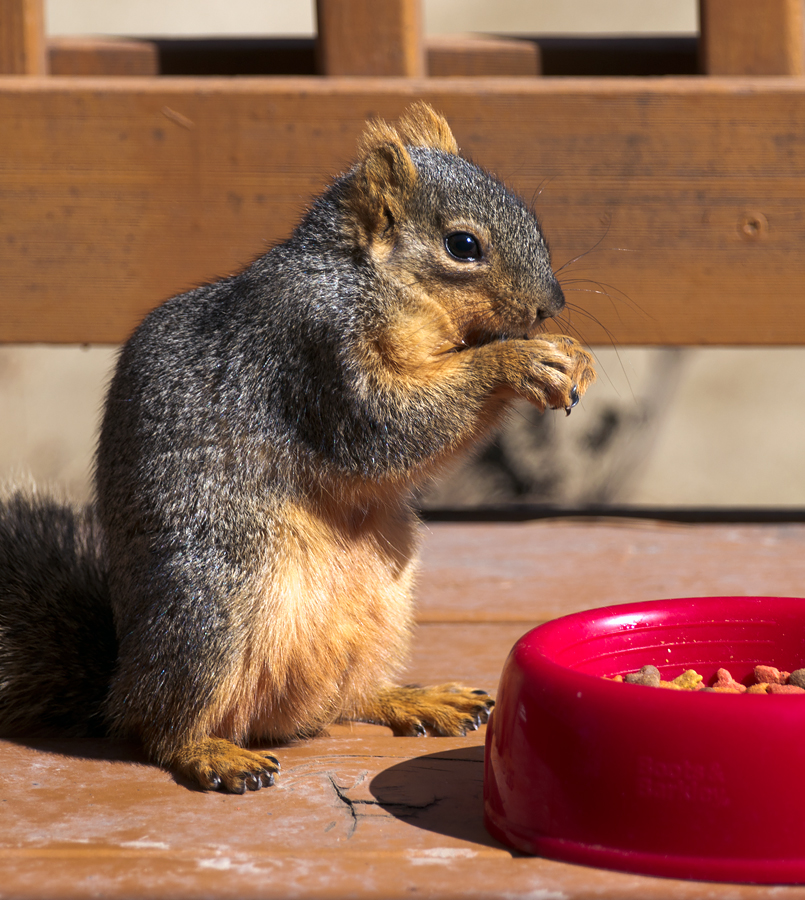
[326,772,440,839]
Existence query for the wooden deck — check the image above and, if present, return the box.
[4,517,805,899]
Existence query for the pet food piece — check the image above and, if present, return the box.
[624,665,661,687]
[672,669,704,691]
[767,683,805,694]
[746,683,770,694]
[788,668,805,689]
[754,665,789,684]
[712,668,747,693]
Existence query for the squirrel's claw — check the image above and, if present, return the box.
[565,384,580,416]
[245,770,275,791]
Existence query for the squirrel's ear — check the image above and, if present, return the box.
[346,139,417,244]
[396,102,459,155]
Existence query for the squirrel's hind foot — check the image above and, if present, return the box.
[353,683,494,737]
[171,737,280,793]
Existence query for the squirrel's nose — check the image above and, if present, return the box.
[536,278,565,320]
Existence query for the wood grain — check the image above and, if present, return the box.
[2,77,805,345]
[427,35,540,77]
[416,519,805,623]
[316,0,425,76]
[700,0,805,75]
[0,0,45,74]
[48,37,159,77]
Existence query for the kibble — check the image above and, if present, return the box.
[711,668,746,693]
[670,669,704,691]
[754,665,789,684]
[624,665,661,687]
[768,683,805,694]
[789,668,805,689]
[611,663,805,694]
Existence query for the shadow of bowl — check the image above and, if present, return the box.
[369,744,512,852]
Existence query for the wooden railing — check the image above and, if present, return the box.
[1,0,804,345]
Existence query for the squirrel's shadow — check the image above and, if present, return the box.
[4,736,215,793]
[1,735,296,793]
[3,735,146,763]
[368,745,514,853]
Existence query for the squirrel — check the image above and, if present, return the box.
[0,104,595,793]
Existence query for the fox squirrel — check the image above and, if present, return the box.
[0,104,594,793]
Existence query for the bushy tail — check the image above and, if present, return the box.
[0,491,117,737]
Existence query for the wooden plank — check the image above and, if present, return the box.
[2,78,805,345]
[48,37,159,77]
[427,35,540,77]
[416,520,805,623]
[316,0,424,76]
[700,0,805,75]
[0,0,45,74]
[0,725,782,899]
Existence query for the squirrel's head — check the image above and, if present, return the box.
[342,102,565,344]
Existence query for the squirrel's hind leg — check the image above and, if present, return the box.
[348,684,494,737]
[170,737,280,794]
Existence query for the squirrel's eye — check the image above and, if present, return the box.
[444,231,482,262]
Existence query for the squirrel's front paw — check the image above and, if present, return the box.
[546,334,596,414]
[513,334,596,413]
[171,736,280,793]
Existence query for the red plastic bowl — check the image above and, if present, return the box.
[484,596,805,884]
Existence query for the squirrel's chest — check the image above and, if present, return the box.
[220,501,420,742]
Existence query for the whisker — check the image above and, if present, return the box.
[529,176,555,209]
[556,303,621,347]
[560,277,654,331]
[554,215,613,274]
[553,306,636,399]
